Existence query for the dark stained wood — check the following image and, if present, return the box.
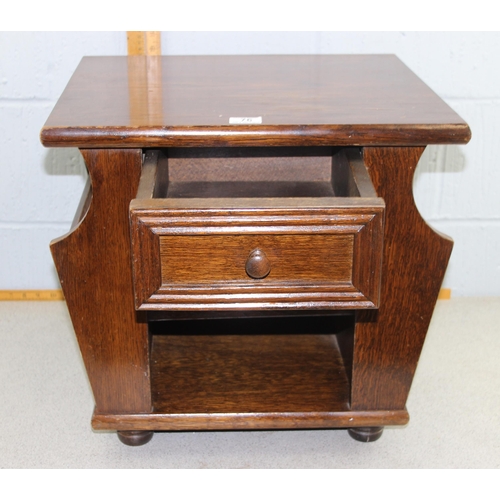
[151,334,350,414]
[148,310,355,331]
[130,148,384,310]
[160,234,353,284]
[245,248,272,279]
[351,147,454,410]
[41,55,471,148]
[93,410,409,431]
[139,315,357,430]
[41,125,472,149]
[50,149,151,413]
[129,203,384,310]
[147,310,353,321]
[331,149,361,197]
[44,55,470,444]
[348,427,384,443]
[154,147,364,199]
[117,430,154,446]
[70,176,91,230]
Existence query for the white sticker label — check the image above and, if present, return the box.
[229,116,262,124]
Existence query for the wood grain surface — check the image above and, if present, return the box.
[351,147,454,410]
[50,149,152,413]
[41,55,470,148]
[151,333,350,414]
[130,147,384,310]
[130,204,384,310]
[92,409,409,431]
[43,55,470,438]
[159,233,354,284]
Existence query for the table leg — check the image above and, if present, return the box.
[51,149,152,416]
[351,147,453,411]
[117,431,154,446]
[348,427,384,442]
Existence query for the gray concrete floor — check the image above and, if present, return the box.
[1,298,499,468]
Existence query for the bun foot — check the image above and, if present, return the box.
[117,430,154,446]
[348,427,384,442]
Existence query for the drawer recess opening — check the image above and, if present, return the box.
[143,147,375,199]
[129,146,384,311]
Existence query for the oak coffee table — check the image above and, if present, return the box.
[41,55,471,446]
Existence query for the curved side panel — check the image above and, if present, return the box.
[352,147,453,410]
[50,149,151,413]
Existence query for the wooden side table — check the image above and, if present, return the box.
[41,55,470,446]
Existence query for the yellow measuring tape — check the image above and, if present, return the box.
[0,290,64,301]
[127,32,161,55]
[0,289,450,301]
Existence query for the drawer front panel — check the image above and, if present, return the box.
[160,234,354,286]
[130,204,384,311]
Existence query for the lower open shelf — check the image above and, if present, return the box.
[91,315,410,431]
[151,315,351,414]
[152,333,350,414]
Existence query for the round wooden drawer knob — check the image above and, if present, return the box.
[245,248,271,279]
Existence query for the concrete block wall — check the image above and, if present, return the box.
[1,32,498,295]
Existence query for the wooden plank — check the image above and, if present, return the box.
[92,409,410,431]
[41,55,471,149]
[129,202,384,310]
[352,147,454,411]
[151,331,351,414]
[0,290,64,301]
[50,149,152,413]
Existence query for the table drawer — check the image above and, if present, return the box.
[129,148,384,311]
[160,233,354,285]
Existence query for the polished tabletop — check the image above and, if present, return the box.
[41,55,471,148]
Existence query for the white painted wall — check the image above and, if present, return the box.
[1,32,498,295]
